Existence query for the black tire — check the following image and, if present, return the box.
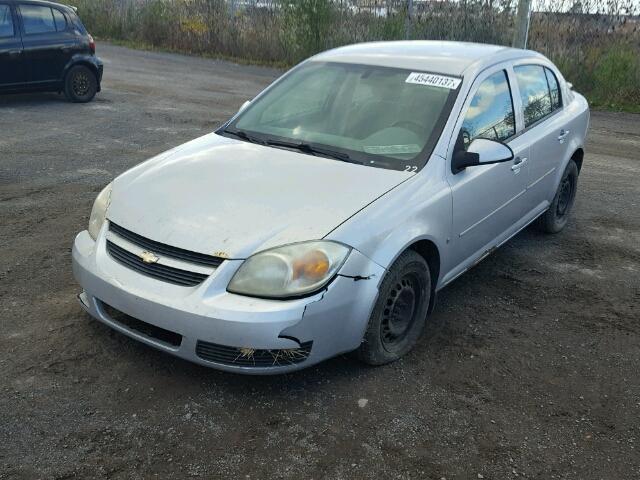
[357,250,431,366]
[537,160,579,233]
[64,65,97,103]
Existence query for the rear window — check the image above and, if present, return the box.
[0,4,14,37]
[20,4,56,34]
[73,12,87,33]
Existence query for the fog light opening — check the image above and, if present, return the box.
[236,347,256,361]
[269,348,309,365]
[231,346,309,366]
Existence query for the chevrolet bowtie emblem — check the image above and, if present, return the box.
[139,251,159,264]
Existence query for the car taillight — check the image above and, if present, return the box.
[88,34,95,54]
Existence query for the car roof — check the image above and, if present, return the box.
[311,40,545,77]
[9,0,76,12]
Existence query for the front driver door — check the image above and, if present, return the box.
[0,3,25,87]
[445,66,530,274]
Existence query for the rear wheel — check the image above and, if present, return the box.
[537,160,579,233]
[64,65,97,103]
[357,250,431,365]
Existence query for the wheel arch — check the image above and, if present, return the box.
[62,56,101,85]
[406,239,441,314]
[550,135,584,197]
[571,147,584,173]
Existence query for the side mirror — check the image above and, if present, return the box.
[238,100,251,113]
[452,138,514,174]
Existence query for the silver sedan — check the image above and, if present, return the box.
[72,41,590,373]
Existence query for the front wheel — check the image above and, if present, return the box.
[64,65,97,103]
[537,160,579,233]
[357,250,431,366]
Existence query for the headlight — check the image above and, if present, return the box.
[228,241,351,299]
[88,182,112,240]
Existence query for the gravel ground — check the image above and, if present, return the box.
[1,44,639,480]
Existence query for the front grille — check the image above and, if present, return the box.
[101,302,183,347]
[109,222,224,268]
[106,240,208,287]
[195,340,313,367]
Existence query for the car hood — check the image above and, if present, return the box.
[107,133,412,259]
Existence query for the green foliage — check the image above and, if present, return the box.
[550,46,640,112]
[139,0,173,46]
[591,48,640,109]
[370,14,405,41]
[61,0,640,111]
[279,0,336,63]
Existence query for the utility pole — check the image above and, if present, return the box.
[405,0,414,40]
[512,0,532,49]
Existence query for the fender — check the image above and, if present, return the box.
[326,157,452,289]
[60,54,104,90]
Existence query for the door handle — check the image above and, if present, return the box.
[511,157,527,172]
[558,129,570,143]
[7,50,22,57]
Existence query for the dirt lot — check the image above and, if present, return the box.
[1,44,639,480]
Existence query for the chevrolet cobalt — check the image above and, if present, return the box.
[72,41,589,373]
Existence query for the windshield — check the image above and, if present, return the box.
[221,62,460,171]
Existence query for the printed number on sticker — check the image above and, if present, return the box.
[406,72,461,90]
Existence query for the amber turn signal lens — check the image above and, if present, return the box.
[293,250,330,281]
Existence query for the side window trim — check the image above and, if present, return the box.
[544,67,562,110]
[503,70,517,142]
[506,65,525,134]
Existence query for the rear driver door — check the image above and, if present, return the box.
[512,64,573,210]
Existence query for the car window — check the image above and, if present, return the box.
[52,8,66,31]
[260,66,338,125]
[0,4,14,38]
[230,61,459,171]
[545,67,562,111]
[514,65,553,128]
[20,4,56,34]
[458,70,515,151]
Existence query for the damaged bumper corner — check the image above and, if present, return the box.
[72,230,384,374]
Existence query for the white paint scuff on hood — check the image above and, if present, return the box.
[107,133,412,259]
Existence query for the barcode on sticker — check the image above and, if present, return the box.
[405,72,461,90]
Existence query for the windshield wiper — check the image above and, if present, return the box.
[222,127,265,145]
[265,139,362,164]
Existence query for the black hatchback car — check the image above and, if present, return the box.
[0,0,102,102]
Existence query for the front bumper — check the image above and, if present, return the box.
[72,227,384,374]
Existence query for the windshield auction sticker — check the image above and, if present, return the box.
[364,144,422,155]
[405,72,461,90]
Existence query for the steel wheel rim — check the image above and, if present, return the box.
[557,175,573,217]
[381,273,422,349]
[73,72,90,96]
